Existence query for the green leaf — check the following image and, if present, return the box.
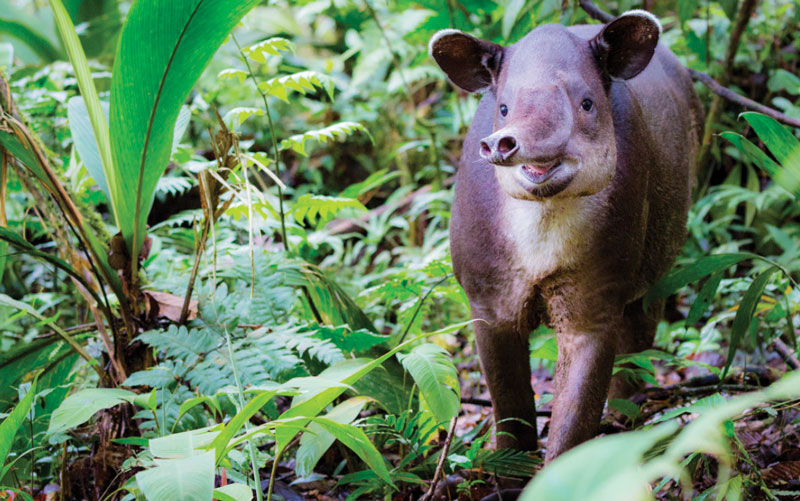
[643,253,752,310]
[0,374,37,468]
[223,107,264,127]
[292,194,366,224]
[608,398,640,422]
[686,269,724,325]
[722,266,778,378]
[149,426,221,459]
[108,0,260,267]
[295,397,370,477]
[305,416,394,488]
[136,450,215,501]
[217,68,248,83]
[67,96,111,201]
[243,37,294,63]
[49,0,116,225]
[280,121,371,157]
[502,0,526,40]
[0,2,62,62]
[741,112,800,197]
[209,389,278,464]
[48,388,137,434]
[258,70,334,103]
[213,483,253,501]
[398,344,460,424]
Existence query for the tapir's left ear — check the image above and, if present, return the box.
[591,10,661,80]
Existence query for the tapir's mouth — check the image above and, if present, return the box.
[519,160,562,184]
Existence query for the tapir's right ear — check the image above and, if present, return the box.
[429,30,504,93]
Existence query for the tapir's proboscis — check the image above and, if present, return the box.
[430,10,703,462]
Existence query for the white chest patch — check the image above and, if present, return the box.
[500,195,605,282]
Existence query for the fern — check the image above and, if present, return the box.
[474,448,541,478]
[280,121,372,156]
[257,70,334,103]
[149,209,203,231]
[271,327,345,366]
[292,194,366,224]
[387,65,441,93]
[310,324,389,354]
[217,68,247,83]
[137,325,220,366]
[223,107,264,127]
[243,37,294,63]
[155,175,193,198]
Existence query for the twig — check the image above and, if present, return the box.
[460,397,552,417]
[774,337,800,370]
[689,69,800,129]
[578,0,612,22]
[422,416,458,501]
[578,0,799,131]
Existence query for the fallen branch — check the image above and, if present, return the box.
[774,337,800,370]
[421,416,458,501]
[578,0,800,130]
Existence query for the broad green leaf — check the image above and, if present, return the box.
[0,375,37,467]
[397,343,460,424]
[109,0,260,267]
[521,424,678,501]
[295,397,370,477]
[243,37,294,63]
[149,426,221,459]
[502,0,526,40]
[136,450,215,501]
[48,388,137,434]
[608,399,641,422]
[213,483,253,501]
[177,396,221,424]
[722,266,778,378]
[643,253,752,310]
[0,42,12,67]
[0,128,56,192]
[686,269,724,325]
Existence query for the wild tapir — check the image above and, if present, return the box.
[430,10,703,461]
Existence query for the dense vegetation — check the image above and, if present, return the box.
[0,0,799,499]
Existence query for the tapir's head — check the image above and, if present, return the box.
[429,11,661,201]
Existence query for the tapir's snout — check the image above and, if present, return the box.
[479,133,519,165]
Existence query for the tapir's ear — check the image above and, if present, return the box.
[591,10,661,80]
[429,29,504,93]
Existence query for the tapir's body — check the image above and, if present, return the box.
[432,14,703,461]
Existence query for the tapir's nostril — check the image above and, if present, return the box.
[480,141,492,157]
[497,136,517,155]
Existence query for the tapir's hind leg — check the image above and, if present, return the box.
[608,298,662,400]
[472,313,539,451]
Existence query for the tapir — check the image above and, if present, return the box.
[429,10,703,462]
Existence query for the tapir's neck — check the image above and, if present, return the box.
[500,194,606,282]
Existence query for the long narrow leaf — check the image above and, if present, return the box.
[49,0,117,227]
[722,267,779,378]
[0,374,37,467]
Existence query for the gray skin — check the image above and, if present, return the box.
[430,13,703,462]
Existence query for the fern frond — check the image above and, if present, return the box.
[388,65,441,93]
[244,37,294,63]
[474,448,541,478]
[155,175,193,197]
[224,106,265,127]
[279,121,372,156]
[150,209,203,231]
[258,70,334,103]
[217,68,247,83]
[137,325,220,365]
[292,194,366,224]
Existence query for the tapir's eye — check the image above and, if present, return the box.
[499,104,508,117]
[581,98,594,112]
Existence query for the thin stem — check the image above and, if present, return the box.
[225,327,264,501]
[231,33,289,251]
[266,450,281,501]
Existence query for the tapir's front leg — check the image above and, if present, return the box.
[546,322,618,462]
[473,313,539,451]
